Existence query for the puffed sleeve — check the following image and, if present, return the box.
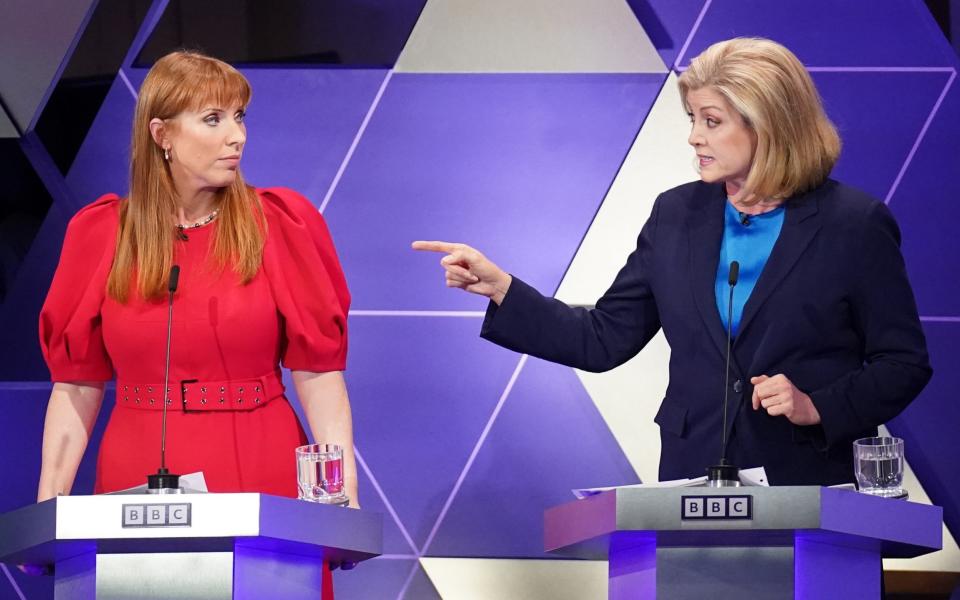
[259,187,350,372]
[39,195,120,381]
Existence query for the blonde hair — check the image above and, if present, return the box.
[678,37,841,202]
[108,50,265,302]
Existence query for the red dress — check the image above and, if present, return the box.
[39,187,349,596]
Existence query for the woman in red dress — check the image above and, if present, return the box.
[35,51,355,593]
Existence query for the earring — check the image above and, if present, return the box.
[164,148,170,161]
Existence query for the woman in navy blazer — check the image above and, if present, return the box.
[414,38,931,486]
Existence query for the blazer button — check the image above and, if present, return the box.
[733,379,743,393]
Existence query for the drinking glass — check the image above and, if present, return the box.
[296,443,348,505]
[853,437,906,499]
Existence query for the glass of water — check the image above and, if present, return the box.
[853,437,906,499]
[296,443,348,505]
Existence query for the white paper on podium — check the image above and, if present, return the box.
[828,482,857,491]
[738,466,768,486]
[104,471,209,495]
[572,466,769,499]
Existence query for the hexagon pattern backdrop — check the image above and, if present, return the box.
[1,0,959,598]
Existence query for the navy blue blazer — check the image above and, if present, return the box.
[481,179,931,485]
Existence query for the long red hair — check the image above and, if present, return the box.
[108,50,265,302]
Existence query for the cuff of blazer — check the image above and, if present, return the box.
[480,275,533,348]
[791,423,828,453]
[808,386,861,450]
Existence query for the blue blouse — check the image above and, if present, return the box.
[715,201,785,337]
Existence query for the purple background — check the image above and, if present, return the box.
[1,0,959,598]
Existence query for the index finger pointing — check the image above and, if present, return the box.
[412,240,459,253]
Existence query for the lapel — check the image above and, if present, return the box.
[720,188,820,447]
[686,183,738,370]
[734,186,822,344]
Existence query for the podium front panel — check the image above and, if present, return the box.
[0,494,382,600]
[545,486,941,600]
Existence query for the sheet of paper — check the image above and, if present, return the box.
[572,466,769,499]
[104,471,209,495]
[572,477,706,499]
[828,482,857,491]
[739,466,768,486]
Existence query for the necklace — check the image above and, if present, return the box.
[176,209,219,241]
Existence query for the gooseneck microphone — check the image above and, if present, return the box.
[707,260,741,487]
[147,265,183,493]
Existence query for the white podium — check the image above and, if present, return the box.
[0,493,382,599]
[545,486,943,599]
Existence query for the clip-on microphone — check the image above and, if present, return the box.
[707,260,741,487]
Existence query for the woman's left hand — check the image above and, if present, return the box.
[750,374,821,425]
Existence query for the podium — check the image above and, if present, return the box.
[545,486,942,600]
[0,493,382,600]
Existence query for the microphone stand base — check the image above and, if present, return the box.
[145,487,184,495]
[706,463,741,487]
[147,471,183,494]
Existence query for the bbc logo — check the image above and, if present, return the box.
[122,503,192,528]
[681,495,752,520]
